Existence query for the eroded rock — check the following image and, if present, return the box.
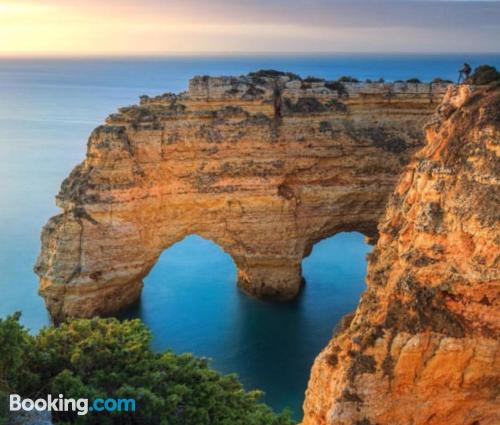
[35,72,449,321]
[302,85,500,425]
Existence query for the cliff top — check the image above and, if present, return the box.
[106,70,455,127]
[127,66,500,112]
[186,71,452,102]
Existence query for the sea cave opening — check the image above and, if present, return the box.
[121,232,372,420]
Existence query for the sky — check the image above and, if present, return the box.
[0,0,499,56]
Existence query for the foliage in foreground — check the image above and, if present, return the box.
[0,314,294,425]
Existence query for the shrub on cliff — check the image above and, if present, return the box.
[468,65,500,85]
[249,70,301,81]
[432,77,453,84]
[0,313,39,394]
[0,313,41,425]
[0,314,294,425]
[283,97,327,113]
[337,76,359,83]
[303,76,325,83]
[325,81,348,98]
[406,78,421,84]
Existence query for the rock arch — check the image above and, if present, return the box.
[35,72,449,321]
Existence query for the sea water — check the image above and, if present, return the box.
[1,54,499,418]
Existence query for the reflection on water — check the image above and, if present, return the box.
[121,233,371,419]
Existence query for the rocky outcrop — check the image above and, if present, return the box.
[35,71,450,321]
[302,84,500,424]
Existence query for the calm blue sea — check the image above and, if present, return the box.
[1,54,499,419]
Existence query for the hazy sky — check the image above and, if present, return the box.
[0,0,499,56]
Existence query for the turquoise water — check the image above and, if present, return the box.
[1,54,500,419]
[121,233,370,417]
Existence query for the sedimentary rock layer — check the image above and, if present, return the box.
[35,72,449,321]
[302,85,500,424]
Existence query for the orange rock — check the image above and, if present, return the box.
[35,74,445,322]
[302,85,500,425]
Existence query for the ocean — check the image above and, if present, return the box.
[1,53,499,419]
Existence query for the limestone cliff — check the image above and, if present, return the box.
[302,85,500,424]
[35,71,449,321]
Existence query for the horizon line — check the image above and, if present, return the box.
[1,51,500,60]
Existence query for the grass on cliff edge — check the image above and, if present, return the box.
[0,313,294,425]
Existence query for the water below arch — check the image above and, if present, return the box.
[120,232,372,419]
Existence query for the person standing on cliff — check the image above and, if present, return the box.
[458,63,472,84]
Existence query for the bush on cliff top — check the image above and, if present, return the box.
[325,81,349,98]
[248,70,301,81]
[337,76,360,83]
[468,65,500,85]
[432,77,453,84]
[0,314,294,425]
[303,76,325,83]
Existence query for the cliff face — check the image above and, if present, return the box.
[302,85,500,425]
[35,72,449,321]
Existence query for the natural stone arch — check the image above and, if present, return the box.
[302,220,379,259]
[35,73,449,321]
[141,232,239,293]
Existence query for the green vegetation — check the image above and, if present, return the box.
[431,78,453,84]
[406,78,421,84]
[283,97,327,113]
[337,76,360,83]
[0,314,294,425]
[468,65,500,85]
[302,76,325,83]
[248,70,301,81]
[325,81,348,98]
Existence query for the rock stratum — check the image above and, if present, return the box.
[302,85,500,424]
[35,72,450,321]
